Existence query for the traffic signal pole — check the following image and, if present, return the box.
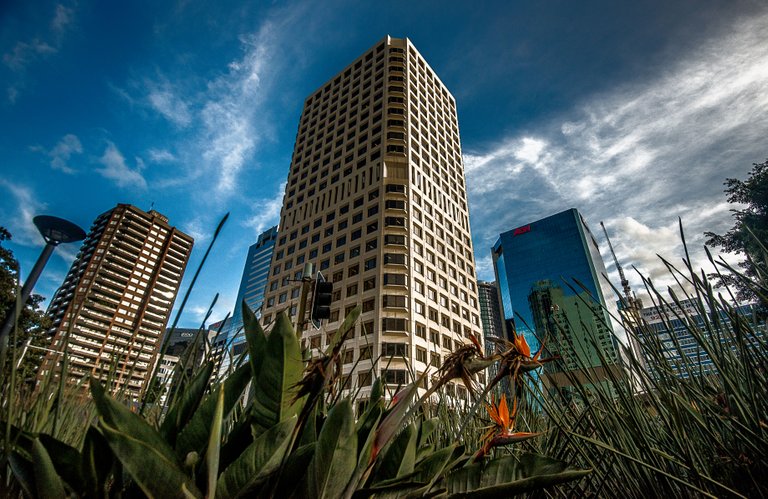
[295,263,314,337]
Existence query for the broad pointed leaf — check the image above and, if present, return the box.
[160,361,215,443]
[372,422,417,483]
[242,300,268,377]
[206,387,225,498]
[216,417,297,499]
[310,399,357,499]
[82,426,113,499]
[443,454,591,498]
[32,437,67,499]
[175,361,251,458]
[90,379,201,498]
[251,312,304,434]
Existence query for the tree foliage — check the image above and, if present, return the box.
[0,226,52,382]
[705,159,768,306]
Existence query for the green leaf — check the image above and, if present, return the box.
[242,300,268,377]
[216,417,297,499]
[82,426,113,499]
[175,361,251,458]
[418,417,440,448]
[160,361,214,444]
[310,399,358,499]
[38,433,85,494]
[372,423,417,483]
[90,378,202,498]
[443,454,591,498]
[8,451,35,498]
[32,437,67,499]
[251,312,304,434]
[372,381,420,462]
[206,387,225,498]
[325,305,361,355]
[272,443,316,498]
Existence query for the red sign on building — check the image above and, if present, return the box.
[513,225,531,236]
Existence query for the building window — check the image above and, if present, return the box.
[382,318,407,332]
[383,369,407,385]
[415,322,426,339]
[416,346,427,363]
[383,273,406,286]
[362,298,375,312]
[382,342,407,357]
[362,320,374,335]
[364,257,377,271]
[363,276,376,291]
[383,295,407,308]
[346,284,358,297]
[358,371,372,387]
[430,352,441,367]
[384,234,406,246]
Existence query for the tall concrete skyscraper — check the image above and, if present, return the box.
[260,36,484,403]
[492,208,621,397]
[39,204,193,397]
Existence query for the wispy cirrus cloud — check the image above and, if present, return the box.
[96,142,147,189]
[2,3,76,102]
[0,180,48,246]
[134,4,309,198]
[465,11,768,299]
[243,183,285,236]
[47,133,82,173]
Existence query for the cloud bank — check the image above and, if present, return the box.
[465,12,768,301]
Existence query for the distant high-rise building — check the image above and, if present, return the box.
[260,36,484,403]
[478,280,504,384]
[637,298,764,380]
[492,208,620,396]
[219,225,278,373]
[477,281,503,357]
[39,204,193,398]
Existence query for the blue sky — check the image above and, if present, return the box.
[2,0,767,327]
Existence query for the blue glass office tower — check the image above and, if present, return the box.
[492,208,620,395]
[221,226,278,369]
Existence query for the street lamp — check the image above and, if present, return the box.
[0,215,86,367]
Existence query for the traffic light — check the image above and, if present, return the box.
[311,281,333,321]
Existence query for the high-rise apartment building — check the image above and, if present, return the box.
[218,226,278,373]
[39,204,193,397]
[260,36,484,403]
[492,208,621,396]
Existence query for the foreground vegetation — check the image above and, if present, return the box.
[1,230,766,497]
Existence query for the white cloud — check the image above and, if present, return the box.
[244,183,285,235]
[96,142,147,189]
[47,133,82,173]
[466,11,768,301]
[0,180,48,246]
[147,82,193,127]
[3,3,76,102]
[51,4,75,34]
[147,148,176,163]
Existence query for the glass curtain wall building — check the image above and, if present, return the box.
[219,225,278,375]
[492,208,620,397]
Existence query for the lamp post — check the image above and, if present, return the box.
[0,215,86,368]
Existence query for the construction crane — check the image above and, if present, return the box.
[600,221,634,310]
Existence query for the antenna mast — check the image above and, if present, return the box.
[600,221,633,307]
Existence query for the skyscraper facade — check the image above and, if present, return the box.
[39,204,193,397]
[260,36,484,402]
[492,208,620,395]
